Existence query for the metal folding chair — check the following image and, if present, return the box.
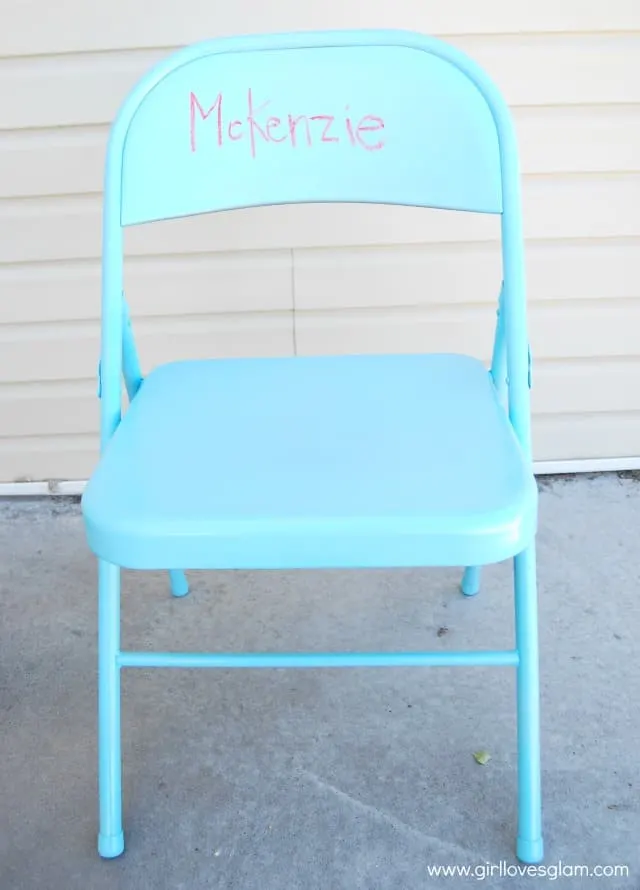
[82,29,543,863]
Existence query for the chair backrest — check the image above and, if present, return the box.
[101,30,531,456]
[114,32,505,224]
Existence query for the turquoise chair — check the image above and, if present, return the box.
[82,29,543,863]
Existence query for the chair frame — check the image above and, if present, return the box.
[92,30,542,863]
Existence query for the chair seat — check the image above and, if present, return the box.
[82,353,537,570]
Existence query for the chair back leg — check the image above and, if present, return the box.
[169,570,189,597]
[461,566,481,597]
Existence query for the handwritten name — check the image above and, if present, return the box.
[190,89,385,158]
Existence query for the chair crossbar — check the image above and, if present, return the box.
[117,649,519,669]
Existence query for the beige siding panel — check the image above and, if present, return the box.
[515,105,640,176]
[295,243,503,310]
[1,34,638,133]
[10,416,639,484]
[3,104,640,202]
[3,235,638,330]
[294,239,640,310]
[0,252,292,325]
[519,175,640,242]
[533,414,640,461]
[532,361,640,415]
[295,305,488,357]
[125,252,294,315]
[3,296,635,388]
[524,241,640,304]
[2,198,496,264]
[0,313,293,388]
[529,299,640,360]
[0,435,98,482]
[2,416,638,482]
[0,126,107,199]
[0,50,165,131]
[2,175,640,264]
[2,360,638,467]
[0,381,95,438]
[453,33,640,107]
[294,300,640,360]
[3,0,639,57]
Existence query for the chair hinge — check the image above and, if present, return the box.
[97,360,102,399]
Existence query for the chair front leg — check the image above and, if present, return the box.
[514,544,543,863]
[98,560,125,858]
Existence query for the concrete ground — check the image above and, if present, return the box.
[1,474,639,889]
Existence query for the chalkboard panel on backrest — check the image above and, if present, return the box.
[118,37,503,225]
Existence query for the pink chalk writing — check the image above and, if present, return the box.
[190,90,385,157]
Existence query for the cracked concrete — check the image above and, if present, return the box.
[1,474,639,888]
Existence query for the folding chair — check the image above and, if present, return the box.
[82,29,543,863]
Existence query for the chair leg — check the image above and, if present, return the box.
[169,570,189,597]
[514,545,544,863]
[98,560,125,858]
[461,566,481,597]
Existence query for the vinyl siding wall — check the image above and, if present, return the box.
[0,1,639,481]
